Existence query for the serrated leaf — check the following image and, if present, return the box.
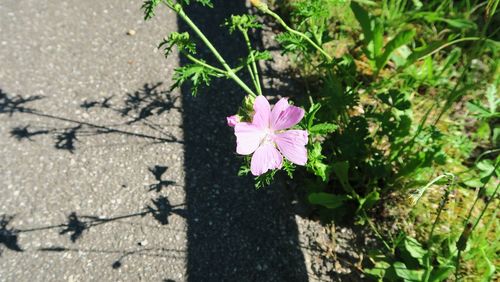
[142,0,161,20]
[171,64,220,96]
[307,142,331,181]
[276,32,308,55]
[251,50,272,61]
[309,123,338,135]
[159,32,196,57]
[225,14,261,33]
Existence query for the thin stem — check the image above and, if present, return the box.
[471,182,499,232]
[258,5,333,62]
[246,63,258,92]
[361,210,392,252]
[413,37,481,63]
[182,52,226,74]
[172,4,257,98]
[241,29,262,95]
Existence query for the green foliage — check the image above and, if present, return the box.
[171,64,221,96]
[274,0,499,279]
[148,0,500,279]
[159,32,196,57]
[308,193,349,209]
[366,234,457,282]
[467,84,499,120]
[180,0,213,8]
[225,14,262,33]
[351,2,416,74]
[276,32,308,55]
[142,0,162,20]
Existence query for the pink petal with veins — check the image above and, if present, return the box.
[271,102,305,130]
[250,143,283,176]
[274,130,308,165]
[252,95,271,129]
[234,122,265,155]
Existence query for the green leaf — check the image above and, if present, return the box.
[142,0,161,20]
[467,101,493,118]
[372,18,384,61]
[403,236,428,261]
[309,123,338,135]
[486,83,498,113]
[437,47,461,76]
[307,142,331,181]
[159,32,197,57]
[480,247,496,281]
[225,14,261,33]
[405,41,446,66]
[393,262,425,281]
[171,64,221,96]
[332,161,355,194]
[248,50,272,63]
[276,32,308,55]
[364,260,391,278]
[376,29,416,71]
[475,122,491,141]
[180,0,213,7]
[439,18,476,30]
[350,2,372,44]
[304,102,322,129]
[358,190,380,211]
[308,193,349,209]
[428,265,455,282]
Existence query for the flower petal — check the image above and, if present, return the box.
[234,122,265,155]
[271,101,305,130]
[271,98,289,125]
[252,95,271,129]
[250,143,283,176]
[274,130,308,165]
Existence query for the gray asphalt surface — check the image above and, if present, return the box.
[0,0,308,281]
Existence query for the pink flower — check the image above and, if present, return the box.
[226,115,240,127]
[233,96,308,176]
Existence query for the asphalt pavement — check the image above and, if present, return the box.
[0,1,308,281]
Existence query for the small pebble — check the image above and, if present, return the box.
[127,29,136,36]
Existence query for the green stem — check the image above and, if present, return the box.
[361,210,392,252]
[241,29,262,95]
[471,181,499,232]
[414,37,481,63]
[173,4,257,98]
[182,52,226,74]
[258,5,333,62]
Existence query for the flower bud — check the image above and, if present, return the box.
[249,0,268,11]
[226,115,241,127]
[250,0,261,7]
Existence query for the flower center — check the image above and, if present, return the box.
[262,128,275,145]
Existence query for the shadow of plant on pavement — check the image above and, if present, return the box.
[1,83,182,153]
